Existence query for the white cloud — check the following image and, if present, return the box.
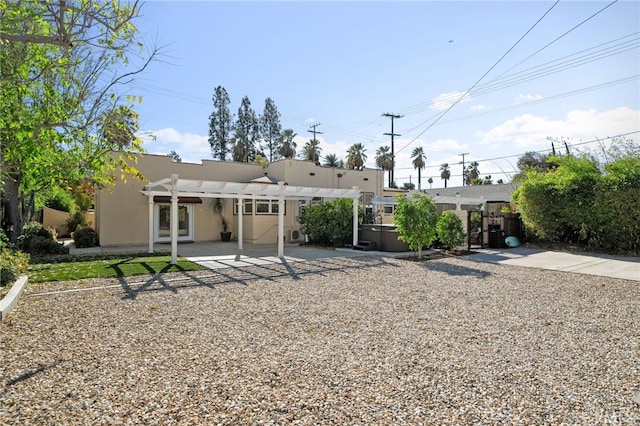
[138,128,211,163]
[515,94,542,103]
[475,107,640,150]
[430,91,472,110]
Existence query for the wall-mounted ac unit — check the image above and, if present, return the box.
[289,229,303,242]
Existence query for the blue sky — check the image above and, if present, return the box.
[130,0,640,187]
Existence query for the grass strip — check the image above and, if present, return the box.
[28,255,204,283]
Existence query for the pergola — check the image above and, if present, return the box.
[141,174,362,263]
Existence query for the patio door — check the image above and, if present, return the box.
[155,204,194,242]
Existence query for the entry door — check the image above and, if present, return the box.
[155,204,193,242]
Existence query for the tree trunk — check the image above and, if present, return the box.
[3,173,23,244]
[418,169,421,191]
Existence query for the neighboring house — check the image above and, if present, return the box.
[95,154,384,250]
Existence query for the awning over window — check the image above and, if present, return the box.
[153,196,202,204]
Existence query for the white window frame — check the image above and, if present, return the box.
[154,203,194,242]
[255,198,282,215]
[233,198,253,215]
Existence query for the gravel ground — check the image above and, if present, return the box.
[1,255,639,425]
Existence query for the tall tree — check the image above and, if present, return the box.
[301,139,321,164]
[465,161,480,185]
[1,0,155,243]
[232,96,260,163]
[168,150,182,162]
[411,147,426,190]
[208,86,233,161]
[347,143,367,170]
[323,153,343,168]
[375,145,394,187]
[278,129,297,159]
[440,163,451,188]
[428,177,434,188]
[260,97,282,162]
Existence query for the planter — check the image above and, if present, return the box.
[220,231,232,242]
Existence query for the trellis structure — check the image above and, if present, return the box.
[141,174,362,263]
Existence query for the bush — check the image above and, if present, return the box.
[18,222,69,255]
[393,193,439,259]
[436,211,467,250]
[299,198,356,246]
[65,211,88,236]
[0,248,30,285]
[73,227,99,248]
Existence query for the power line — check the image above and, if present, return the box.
[396,0,561,156]
[307,122,323,141]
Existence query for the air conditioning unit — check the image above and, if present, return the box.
[289,229,303,242]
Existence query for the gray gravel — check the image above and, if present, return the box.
[1,255,639,425]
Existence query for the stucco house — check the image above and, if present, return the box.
[95,153,385,257]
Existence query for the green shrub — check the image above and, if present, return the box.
[64,211,88,236]
[18,222,69,255]
[436,211,467,250]
[73,227,99,248]
[299,198,356,246]
[0,248,30,285]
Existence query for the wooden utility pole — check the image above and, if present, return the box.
[383,113,402,185]
[307,122,323,141]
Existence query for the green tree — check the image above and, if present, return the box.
[375,145,394,187]
[411,147,426,190]
[260,97,282,162]
[393,193,438,259]
[323,153,344,168]
[301,139,321,164]
[232,96,260,163]
[1,0,155,243]
[428,177,434,188]
[278,129,297,159]
[402,182,415,190]
[465,161,480,185]
[347,143,367,170]
[299,198,355,246]
[436,211,467,250]
[440,163,451,188]
[208,86,233,161]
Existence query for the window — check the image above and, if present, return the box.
[383,204,394,215]
[256,199,282,215]
[155,204,193,242]
[233,198,253,215]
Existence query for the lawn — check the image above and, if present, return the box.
[28,255,204,283]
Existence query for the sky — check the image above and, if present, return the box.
[128,0,640,188]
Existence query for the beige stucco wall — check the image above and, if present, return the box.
[42,207,95,236]
[96,154,384,247]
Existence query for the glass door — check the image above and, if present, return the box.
[155,204,193,242]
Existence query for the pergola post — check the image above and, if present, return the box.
[148,195,154,253]
[237,196,243,250]
[277,184,285,257]
[170,174,179,265]
[352,188,359,247]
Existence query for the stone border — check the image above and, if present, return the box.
[0,275,28,321]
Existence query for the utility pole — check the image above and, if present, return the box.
[459,152,469,186]
[307,122,323,141]
[382,113,402,185]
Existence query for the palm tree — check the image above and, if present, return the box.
[411,147,426,190]
[278,129,297,159]
[323,153,342,167]
[375,145,394,187]
[346,143,367,170]
[301,138,321,164]
[440,163,451,188]
[428,177,433,188]
[465,161,480,185]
